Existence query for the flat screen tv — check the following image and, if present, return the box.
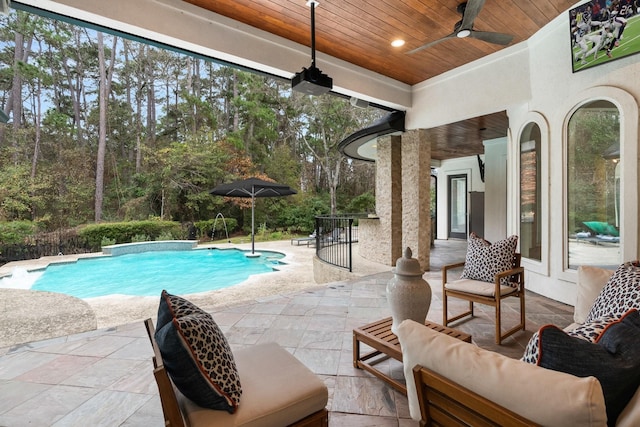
[570,1,640,72]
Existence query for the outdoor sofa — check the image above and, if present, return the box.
[398,263,640,426]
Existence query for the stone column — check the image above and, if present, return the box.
[359,134,402,266]
[402,129,431,271]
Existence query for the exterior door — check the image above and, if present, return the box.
[448,174,467,239]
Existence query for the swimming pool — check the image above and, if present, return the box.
[10,249,285,299]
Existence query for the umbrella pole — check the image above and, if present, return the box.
[251,192,255,254]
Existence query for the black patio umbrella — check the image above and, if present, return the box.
[210,177,297,255]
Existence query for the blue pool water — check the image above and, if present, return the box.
[29,249,285,298]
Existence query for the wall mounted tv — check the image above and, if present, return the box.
[570,1,639,73]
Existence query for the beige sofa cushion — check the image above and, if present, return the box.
[179,342,328,427]
[445,278,518,297]
[575,266,614,324]
[397,319,607,427]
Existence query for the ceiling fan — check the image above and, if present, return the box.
[407,0,514,54]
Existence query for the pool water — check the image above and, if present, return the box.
[28,249,285,298]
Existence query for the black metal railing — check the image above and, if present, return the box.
[0,232,93,267]
[314,214,363,272]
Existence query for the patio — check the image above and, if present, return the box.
[0,240,574,426]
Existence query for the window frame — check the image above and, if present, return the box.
[560,86,639,279]
[517,113,550,276]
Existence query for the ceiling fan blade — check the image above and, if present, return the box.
[469,30,514,45]
[459,0,486,30]
[407,33,455,54]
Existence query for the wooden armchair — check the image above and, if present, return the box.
[144,318,328,427]
[412,364,538,427]
[442,253,525,344]
[144,318,188,427]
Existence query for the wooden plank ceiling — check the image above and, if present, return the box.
[181,0,575,159]
[427,111,508,160]
[183,0,574,85]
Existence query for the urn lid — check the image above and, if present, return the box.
[393,247,424,276]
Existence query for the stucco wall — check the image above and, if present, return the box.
[434,156,485,241]
[483,138,508,243]
[411,11,640,305]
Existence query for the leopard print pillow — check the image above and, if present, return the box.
[155,294,242,413]
[523,261,640,365]
[156,290,208,331]
[585,261,640,323]
[521,317,614,364]
[461,233,518,286]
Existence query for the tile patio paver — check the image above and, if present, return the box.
[0,240,574,426]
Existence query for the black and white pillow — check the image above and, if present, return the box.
[585,261,640,323]
[460,233,518,286]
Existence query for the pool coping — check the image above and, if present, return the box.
[102,240,197,256]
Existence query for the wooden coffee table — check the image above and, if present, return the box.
[353,317,471,394]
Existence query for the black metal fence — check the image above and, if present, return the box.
[314,215,362,272]
[0,231,93,266]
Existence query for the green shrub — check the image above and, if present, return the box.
[157,231,175,241]
[344,192,375,214]
[269,231,286,240]
[194,218,238,239]
[278,196,329,233]
[131,234,150,242]
[79,220,181,250]
[101,236,116,247]
[0,220,40,244]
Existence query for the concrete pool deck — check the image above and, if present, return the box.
[0,240,390,348]
[0,239,576,426]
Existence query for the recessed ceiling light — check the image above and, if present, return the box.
[391,39,405,47]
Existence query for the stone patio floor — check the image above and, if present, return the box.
[0,240,574,426]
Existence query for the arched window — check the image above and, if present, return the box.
[519,123,542,261]
[567,100,620,269]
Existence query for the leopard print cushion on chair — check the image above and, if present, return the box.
[461,233,518,286]
[585,261,640,323]
[156,289,208,330]
[155,292,242,413]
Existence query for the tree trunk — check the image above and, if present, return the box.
[232,71,239,132]
[94,33,117,222]
[146,47,156,149]
[9,14,30,161]
[31,72,42,179]
[135,44,145,173]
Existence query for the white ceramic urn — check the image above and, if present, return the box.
[386,247,432,334]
